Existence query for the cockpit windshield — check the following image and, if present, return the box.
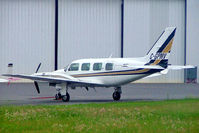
[68,63,79,71]
[64,64,69,72]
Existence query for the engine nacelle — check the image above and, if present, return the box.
[49,83,56,87]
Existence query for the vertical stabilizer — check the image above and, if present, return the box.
[145,27,176,68]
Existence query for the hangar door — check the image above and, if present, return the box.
[58,0,121,68]
[0,0,55,75]
[124,0,185,83]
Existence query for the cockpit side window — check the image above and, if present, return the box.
[93,63,102,71]
[105,63,113,70]
[68,63,79,71]
[81,63,90,71]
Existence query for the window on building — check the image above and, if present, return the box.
[68,63,79,71]
[93,63,102,71]
[81,63,90,71]
[105,63,113,70]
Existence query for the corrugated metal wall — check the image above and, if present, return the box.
[0,0,191,83]
[124,0,185,83]
[187,0,199,83]
[58,0,121,69]
[0,0,55,75]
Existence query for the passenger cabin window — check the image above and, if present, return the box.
[68,63,79,71]
[93,63,102,71]
[81,63,90,71]
[105,63,113,70]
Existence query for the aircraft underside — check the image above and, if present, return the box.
[54,73,151,102]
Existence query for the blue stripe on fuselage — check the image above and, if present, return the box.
[157,28,176,53]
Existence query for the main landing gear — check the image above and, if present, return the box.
[55,84,70,102]
[54,85,122,102]
[112,87,122,101]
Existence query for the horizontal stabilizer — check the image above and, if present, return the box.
[129,65,164,70]
[168,65,195,70]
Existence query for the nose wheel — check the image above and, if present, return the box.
[55,84,70,102]
[62,92,70,102]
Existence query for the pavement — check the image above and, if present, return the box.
[0,83,199,105]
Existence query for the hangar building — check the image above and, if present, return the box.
[0,0,198,83]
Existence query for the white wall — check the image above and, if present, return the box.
[187,0,199,83]
[0,0,55,75]
[124,0,185,83]
[58,0,121,69]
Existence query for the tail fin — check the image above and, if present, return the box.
[145,27,176,68]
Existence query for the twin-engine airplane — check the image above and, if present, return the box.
[3,27,194,102]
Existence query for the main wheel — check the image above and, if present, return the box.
[62,92,70,102]
[112,91,121,101]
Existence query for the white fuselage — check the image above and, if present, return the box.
[51,57,157,87]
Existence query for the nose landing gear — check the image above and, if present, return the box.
[62,92,70,102]
[55,84,70,102]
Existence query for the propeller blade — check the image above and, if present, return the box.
[34,81,40,94]
[35,63,41,73]
[85,87,89,91]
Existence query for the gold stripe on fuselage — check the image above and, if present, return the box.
[72,69,150,78]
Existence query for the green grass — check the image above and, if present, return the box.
[1,99,199,133]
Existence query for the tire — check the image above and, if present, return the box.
[62,92,70,102]
[112,91,121,101]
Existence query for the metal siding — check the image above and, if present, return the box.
[0,0,55,76]
[124,0,185,83]
[187,0,199,83]
[58,0,121,69]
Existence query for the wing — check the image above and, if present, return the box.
[0,78,8,83]
[2,74,104,87]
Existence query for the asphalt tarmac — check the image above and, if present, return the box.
[0,83,199,105]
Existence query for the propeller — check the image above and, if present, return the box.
[35,63,41,73]
[85,86,89,91]
[34,81,40,94]
[34,63,41,94]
